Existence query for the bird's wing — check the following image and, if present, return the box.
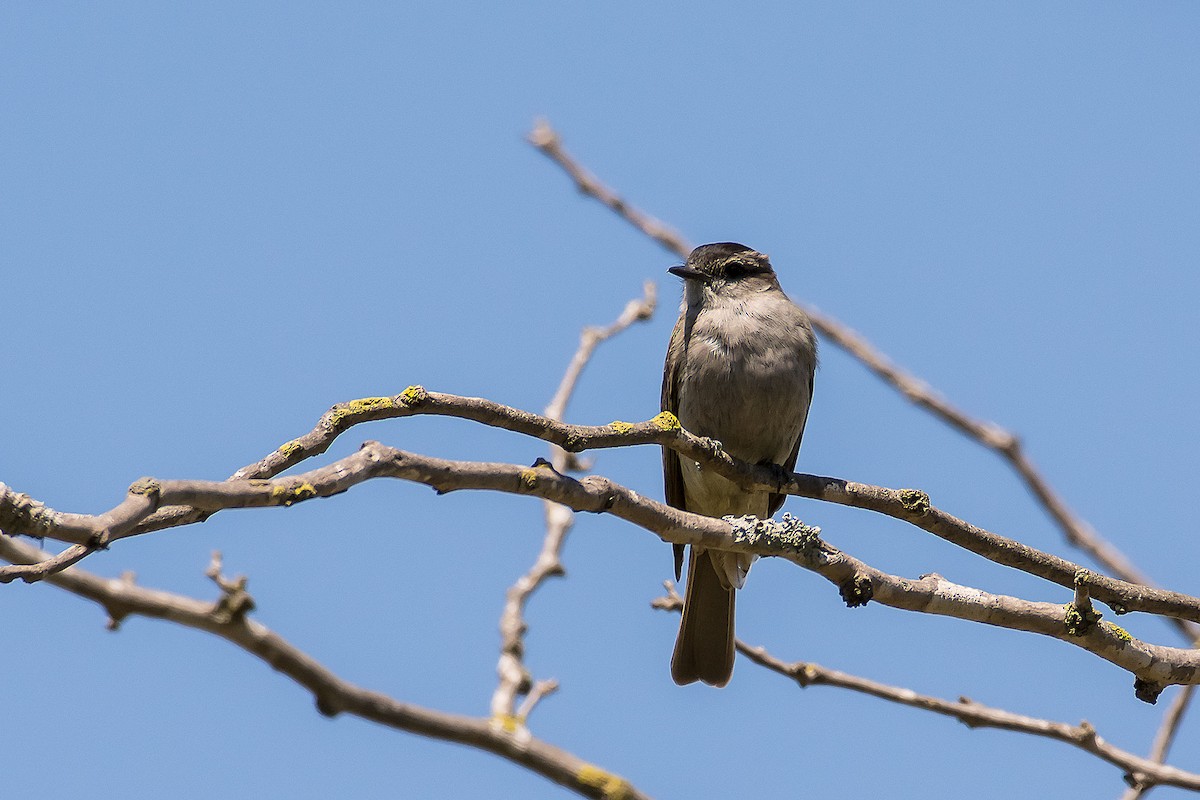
[768,359,815,518]
[662,313,688,581]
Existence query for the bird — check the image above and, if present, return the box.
[662,242,817,686]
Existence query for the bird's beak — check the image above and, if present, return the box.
[668,265,707,282]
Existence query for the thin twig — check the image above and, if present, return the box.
[655,586,1200,793]
[491,283,656,723]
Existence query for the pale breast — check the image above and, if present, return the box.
[675,295,815,467]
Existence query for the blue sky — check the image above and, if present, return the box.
[5,3,1200,798]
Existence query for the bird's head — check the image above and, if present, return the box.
[669,243,781,305]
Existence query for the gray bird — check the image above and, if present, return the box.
[662,242,817,687]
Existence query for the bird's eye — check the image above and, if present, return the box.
[725,262,751,279]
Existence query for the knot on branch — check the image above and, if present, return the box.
[650,411,680,432]
[206,551,256,625]
[0,483,58,536]
[104,571,139,631]
[722,513,822,556]
[1064,570,1102,636]
[898,489,930,516]
[315,693,342,718]
[790,662,819,687]
[127,478,162,501]
[1063,604,1102,637]
[398,384,428,407]
[839,574,874,608]
[518,458,559,493]
[1134,678,1165,705]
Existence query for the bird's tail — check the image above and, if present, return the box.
[671,547,735,687]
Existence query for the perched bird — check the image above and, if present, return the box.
[662,242,817,686]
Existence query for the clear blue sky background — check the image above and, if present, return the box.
[5,3,1200,798]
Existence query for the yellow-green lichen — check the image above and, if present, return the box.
[327,396,397,429]
[651,411,681,431]
[576,764,633,800]
[1103,621,1133,643]
[609,420,635,434]
[1063,603,1102,636]
[398,384,428,407]
[278,440,303,459]
[128,478,161,498]
[271,481,318,507]
[518,469,539,490]
[899,489,931,515]
[491,713,524,733]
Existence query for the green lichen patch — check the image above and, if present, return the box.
[128,478,161,498]
[724,512,822,555]
[270,481,319,507]
[1063,603,1102,637]
[327,396,397,429]
[518,469,539,491]
[278,440,303,459]
[576,764,633,800]
[398,385,428,407]
[899,489,931,515]
[491,713,524,733]
[651,411,681,431]
[1103,621,1133,644]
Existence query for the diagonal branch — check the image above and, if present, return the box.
[526,118,1172,626]
[651,587,1200,793]
[492,282,656,724]
[0,534,650,800]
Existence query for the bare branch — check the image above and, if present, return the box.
[528,119,690,257]
[545,280,657,427]
[653,585,1200,792]
[492,282,656,722]
[5,440,1200,693]
[7,389,1196,635]
[526,118,1175,632]
[0,535,650,800]
[742,639,1200,791]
